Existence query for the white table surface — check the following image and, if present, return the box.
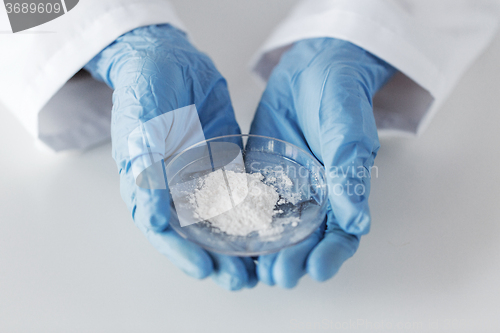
[1,1,500,332]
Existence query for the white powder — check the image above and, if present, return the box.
[189,169,298,236]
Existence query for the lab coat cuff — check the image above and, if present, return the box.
[2,1,188,151]
[250,0,499,137]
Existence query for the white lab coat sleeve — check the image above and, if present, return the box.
[251,0,500,137]
[0,0,186,151]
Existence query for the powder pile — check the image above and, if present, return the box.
[189,169,286,236]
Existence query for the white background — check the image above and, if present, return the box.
[1,0,500,332]
[0,1,11,31]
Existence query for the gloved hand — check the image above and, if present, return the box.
[84,24,257,290]
[250,38,396,288]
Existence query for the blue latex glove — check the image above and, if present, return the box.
[250,38,396,288]
[84,24,257,290]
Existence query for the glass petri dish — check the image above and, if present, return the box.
[165,134,328,256]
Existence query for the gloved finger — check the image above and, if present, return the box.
[257,253,278,286]
[146,227,214,279]
[133,186,171,232]
[307,225,360,282]
[240,257,258,289]
[132,185,213,279]
[271,229,322,289]
[327,173,372,236]
[209,253,251,291]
